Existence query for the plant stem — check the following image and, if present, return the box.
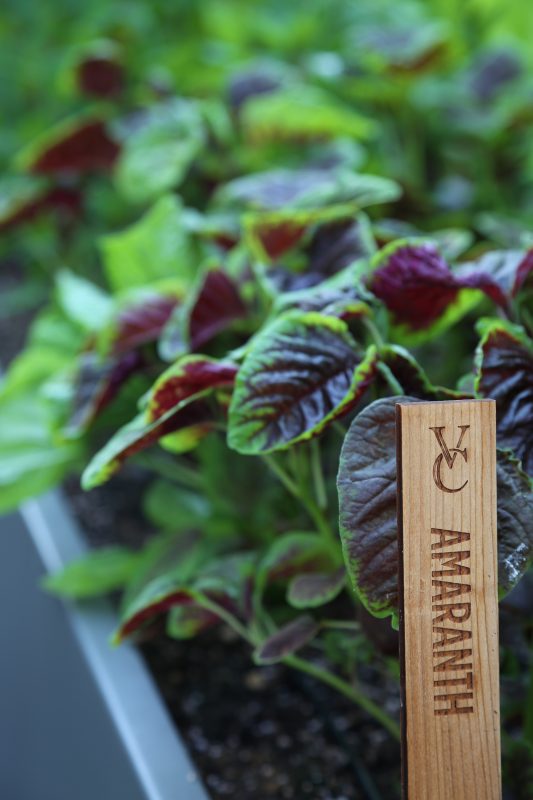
[135,453,203,489]
[377,362,404,396]
[285,655,401,741]
[362,316,385,348]
[261,454,300,498]
[262,451,338,559]
[320,620,361,631]
[310,439,328,510]
[199,596,253,644]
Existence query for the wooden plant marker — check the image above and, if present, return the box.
[396,400,501,800]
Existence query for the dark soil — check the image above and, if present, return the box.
[65,472,402,799]
[142,630,401,800]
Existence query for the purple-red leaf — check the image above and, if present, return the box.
[68,349,144,434]
[82,357,237,488]
[0,179,81,232]
[77,55,124,98]
[368,242,462,330]
[475,319,533,475]
[27,118,120,175]
[254,615,319,664]
[287,567,346,609]
[456,249,533,312]
[112,295,179,356]
[160,270,247,360]
[379,345,470,400]
[190,271,247,350]
[228,312,377,454]
[337,396,533,624]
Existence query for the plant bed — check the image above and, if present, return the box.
[64,472,402,800]
[1,3,533,797]
[0,491,208,800]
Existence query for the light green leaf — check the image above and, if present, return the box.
[99,195,197,293]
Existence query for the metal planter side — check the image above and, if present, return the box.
[0,491,210,800]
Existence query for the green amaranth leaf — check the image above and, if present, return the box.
[56,270,113,333]
[43,547,140,598]
[228,312,377,454]
[114,99,205,205]
[240,85,374,143]
[99,195,197,293]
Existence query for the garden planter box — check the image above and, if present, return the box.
[0,491,209,800]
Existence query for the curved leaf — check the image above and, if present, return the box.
[367,241,482,339]
[99,195,196,293]
[379,345,469,400]
[337,396,408,622]
[160,269,246,360]
[111,294,179,355]
[68,349,144,434]
[254,615,319,664]
[228,312,377,454]
[215,167,400,213]
[337,396,533,623]
[43,547,140,599]
[18,115,119,175]
[456,249,533,311]
[240,85,374,143]
[255,532,331,607]
[287,567,345,609]
[475,319,533,475]
[82,357,237,488]
[114,100,205,204]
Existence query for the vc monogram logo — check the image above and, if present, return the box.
[429,425,470,493]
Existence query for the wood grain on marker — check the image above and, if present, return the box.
[396,400,501,800]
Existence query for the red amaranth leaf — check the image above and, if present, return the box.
[148,357,237,420]
[337,397,533,624]
[82,357,237,488]
[160,270,247,359]
[68,349,144,434]
[254,615,319,664]
[112,295,179,355]
[0,180,81,232]
[190,271,247,350]
[456,249,533,312]
[475,319,533,475]
[77,56,124,98]
[228,312,377,454]
[368,242,460,330]
[29,119,120,175]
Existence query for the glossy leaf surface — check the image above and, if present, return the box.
[228,312,377,454]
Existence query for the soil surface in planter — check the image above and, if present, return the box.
[66,473,402,800]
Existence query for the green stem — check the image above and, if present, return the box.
[135,453,202,489]
[199,596,253,644]
[286,655,401,741]
[261,454,300,498]
[377,362,404,397]
[310,439,328,510]
[362,316,385,348]
[320,620,361,632]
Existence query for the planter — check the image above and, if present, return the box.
[0,491,209,800]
